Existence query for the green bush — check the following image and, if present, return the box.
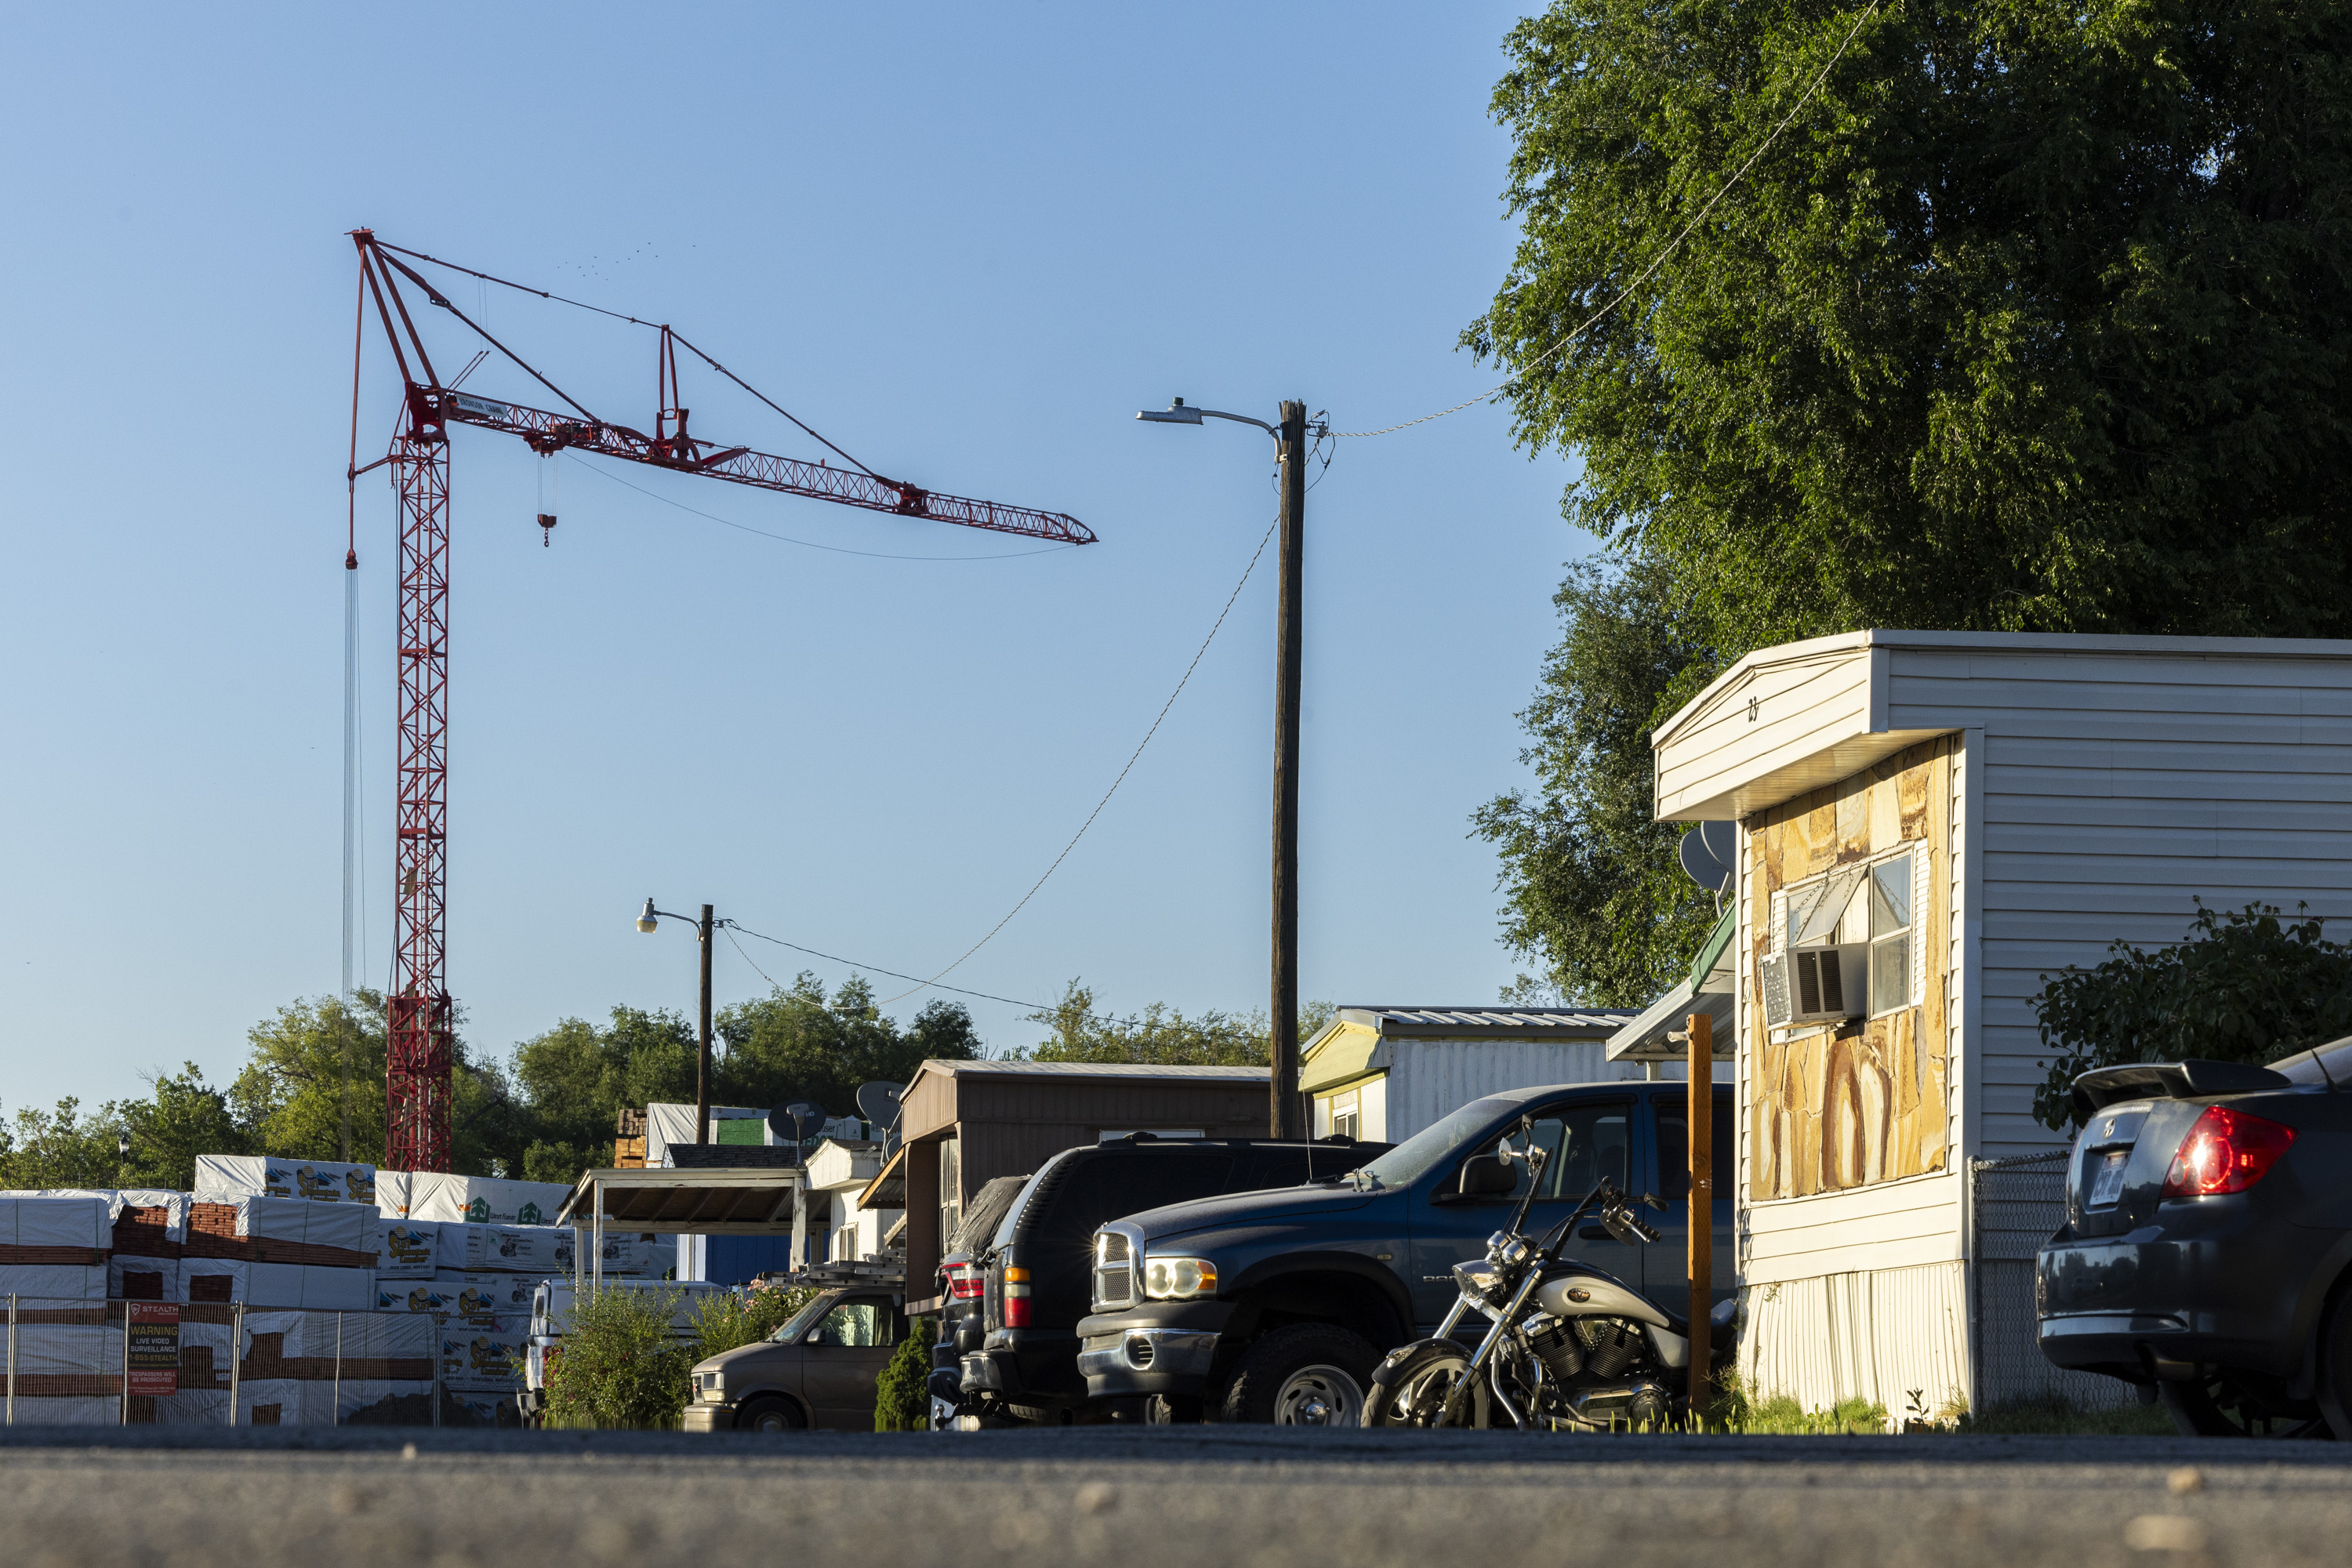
[874,1316,937,1432]
[541,1286,694,1429]
[2032,901,2352,1131]
[691,1281,817,1365]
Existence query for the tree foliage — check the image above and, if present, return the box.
[1468,0,2352,997]
[716,975,981,1116]
[116,1064,245,1192]
[2032,902,2352,1130]
[1473,556,1722,1005]
[509,1004,699,1186]
[873,1316,938,1432]
[1012,980,1336,1066]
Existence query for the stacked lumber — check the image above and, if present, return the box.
[0,1196,111,1301]
[194,1155,377,1207]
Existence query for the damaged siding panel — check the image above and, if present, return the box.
[1746,737,1955,1202]
[1740,1258,1969,1416]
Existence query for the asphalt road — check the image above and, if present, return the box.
[2,1425,2347,1568]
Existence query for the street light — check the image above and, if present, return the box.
[637,898,719,1140]
[1134,394,1319,1140]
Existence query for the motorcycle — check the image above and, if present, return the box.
[1361,1116,1735,1429]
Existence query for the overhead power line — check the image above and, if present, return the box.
[1332,0,1886,440]
[723,924,1050,1011]
[879,508,1283,1007]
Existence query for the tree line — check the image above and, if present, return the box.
[1,976,1332,1192]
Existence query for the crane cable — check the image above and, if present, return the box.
[1330,0,1884,440]
[879,503,1283,1008]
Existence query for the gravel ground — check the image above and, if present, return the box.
[0,1425,2345,1567]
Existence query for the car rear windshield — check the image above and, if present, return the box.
[1031,1152,1236,1243]
[2271,1033,2352,1087]
[1355,1095,1527,1190]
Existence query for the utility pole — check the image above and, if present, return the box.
[698,903,715,1140]
[1269,401,1308,1140]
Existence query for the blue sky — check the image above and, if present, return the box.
[0,2,1590,1116]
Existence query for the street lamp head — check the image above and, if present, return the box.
[1134,397,1203,426]
[637,897,659,934]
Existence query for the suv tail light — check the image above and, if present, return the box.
[2161,1105,2296,1198]
[945,1262,984,1301]
[1002,1265,1033,1328]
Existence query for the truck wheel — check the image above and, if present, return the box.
[1217,1323,1377,1427]
[735,1396,806,1432]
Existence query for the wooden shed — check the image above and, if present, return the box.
[1643,629,2352,1416]
[863,1058,1269,1312]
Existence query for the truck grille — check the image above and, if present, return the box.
[1093,1231,1134,1309]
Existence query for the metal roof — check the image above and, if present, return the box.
[1332,1006,1640,1039]
[555,1167,805,1235]
[917,1058,1271,1082]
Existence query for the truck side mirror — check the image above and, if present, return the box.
[1445,1153,1519,1201]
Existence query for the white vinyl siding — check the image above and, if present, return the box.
[1885,648,2352,1159]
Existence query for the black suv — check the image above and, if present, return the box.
[1077,1082,1732,1425]
[2038,1043,2352,1437]
[956,1136,1385,1425]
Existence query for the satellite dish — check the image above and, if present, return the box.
[855,1081,904,1127]
[1678,823,1735,892]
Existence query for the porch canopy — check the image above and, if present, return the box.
[1606,904,1738,1065]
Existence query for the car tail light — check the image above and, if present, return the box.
[2161,1105,2296,1198]
[945,1262,984,1301]
[1002,1265,1032,1328]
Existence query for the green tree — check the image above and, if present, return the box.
[874,1316,938,1432]
[116,1064,246,1192]
[1465,0,2352,996]
[510,1005,698,1187]
[232,990,521,1177]
[714,974,980,1116]
[1472,556,1723,1005]
[2031,902,2352,1131]
[1014,980,1336,1065]
[0,1097,127,1189]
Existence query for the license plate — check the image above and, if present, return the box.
[2089,1149,2130,1208]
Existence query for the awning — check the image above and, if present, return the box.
[1606,904,1739,1064]
[855,1142,906,1211]
[554,1167,805,1235]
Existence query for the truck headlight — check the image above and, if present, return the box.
[1141,1256,1218,1301]
[697,1371,724,1401]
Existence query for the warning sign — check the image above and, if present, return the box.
[126,1301,180,1397]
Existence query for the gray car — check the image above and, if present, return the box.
[683,1287,907,1432]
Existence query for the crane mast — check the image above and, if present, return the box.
[347,230,1092,1172]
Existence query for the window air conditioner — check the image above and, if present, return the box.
[1760,946,1864,1028]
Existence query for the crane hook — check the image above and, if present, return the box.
[537,514,557,547]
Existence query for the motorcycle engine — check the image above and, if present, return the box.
[1529,1319,1584,1381]
[1577,1317,1642,1379]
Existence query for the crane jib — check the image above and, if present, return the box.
[433,387,1094,545]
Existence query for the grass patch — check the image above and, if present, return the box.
[1955,1393,2173,1436]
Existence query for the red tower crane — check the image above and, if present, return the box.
[346,230,1094,1173]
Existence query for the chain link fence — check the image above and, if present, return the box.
[0,1298,524,1426]
[1969,1151,2132,1410]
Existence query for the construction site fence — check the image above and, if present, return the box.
[0,1298,524,1428]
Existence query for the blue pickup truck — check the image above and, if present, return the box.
[1076,1080,1732,1424]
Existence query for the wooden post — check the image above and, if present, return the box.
[1687,1011,1714,1425]
[1268,400,1308,1140]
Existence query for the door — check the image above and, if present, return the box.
[797,1296,902,1428]
[1642,1086,1737,1314]
[1408,1096,1635,1331]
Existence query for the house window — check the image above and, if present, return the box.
[1330,1088,1360,1142]
[937,1135,960,1252]
[1867,850,1914,1015]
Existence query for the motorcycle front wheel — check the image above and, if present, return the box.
[1360,1339,1493,1428]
